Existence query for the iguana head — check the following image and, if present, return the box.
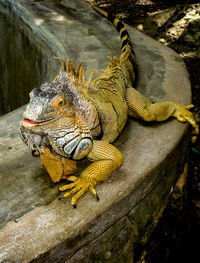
[22,77,75,126]
[20,64,100,160]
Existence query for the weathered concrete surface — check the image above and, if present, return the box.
[0,0,191,262]
[0,13,49,115]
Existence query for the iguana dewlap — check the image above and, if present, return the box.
[19,6,199,207]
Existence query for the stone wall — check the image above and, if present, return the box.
[0,3,59,115]
[0,0,192,262]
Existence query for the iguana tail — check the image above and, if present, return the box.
[92,5,136,84]
[92,6,134,54]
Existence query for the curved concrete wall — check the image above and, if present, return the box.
[0,0,191,262]
[0,2,59,115]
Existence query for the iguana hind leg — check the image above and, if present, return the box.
[59,140,123,207]
[125,87,199,142]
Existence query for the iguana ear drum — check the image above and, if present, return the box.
[72,138,93,160]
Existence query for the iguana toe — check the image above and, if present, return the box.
[59,176,97,206]
[173,104,199,142]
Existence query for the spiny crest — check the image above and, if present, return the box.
[92,56,121,86]
[55,57,99,87]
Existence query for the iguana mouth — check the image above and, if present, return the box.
[21,118,54,127]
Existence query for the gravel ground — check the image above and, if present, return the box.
[88,1,200,262]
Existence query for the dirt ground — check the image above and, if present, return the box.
[87,1,200,262]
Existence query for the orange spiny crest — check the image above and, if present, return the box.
[56,58,100,88]
[67,60,76,75]
[67,60,87,86]
[55,57,67,72]
[109,56,120,68]
[88,70,100,84]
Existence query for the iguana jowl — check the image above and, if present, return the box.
[19,6,199,207]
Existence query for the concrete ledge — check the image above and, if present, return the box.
[0,0,191,262]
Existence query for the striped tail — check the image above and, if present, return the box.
[92,5,136,84]
[92,6,135,56]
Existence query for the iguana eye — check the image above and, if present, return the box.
[58,99,65,106]
[53,95,65,108]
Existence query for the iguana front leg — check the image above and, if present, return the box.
[40,147,77,182]
[125,87,199,142]
[59,140,123,207]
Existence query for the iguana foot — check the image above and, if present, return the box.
[59,176,99,207]
[173,104,199,142]
[60,140,123,207]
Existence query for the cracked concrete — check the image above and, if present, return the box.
[0,0,191,262]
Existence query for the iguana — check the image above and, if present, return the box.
[19,6,199,207]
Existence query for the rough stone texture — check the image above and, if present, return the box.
[0,2,60,115]
[0,14,48,115]
[0,0,191,262]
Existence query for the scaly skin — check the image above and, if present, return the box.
[19,5,199,207]
[40,146,77,182]
[60,140,123,206]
